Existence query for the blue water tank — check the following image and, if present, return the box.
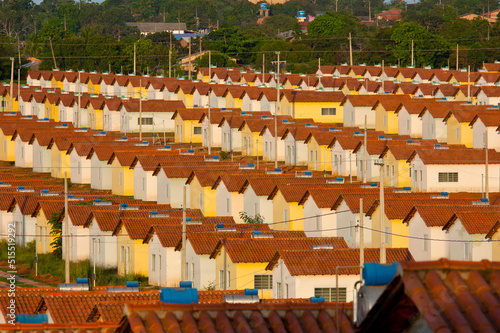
[305,171,312,176]
[16,314,48,324]
[126,281,139,288]
[260,3,268,10]
[481,198,489,202]
[94,199,102,202]
[310,296,325,303]
[248,163,255,167]
[403,187,411,190]
[441,192,448,196]
[179,281,192,288]
[253,230,262,235]
[216,224,225,229]
[160,287,198,304]
[76,278,88,284]
[363,262,398,286]
[298,10,306,17]
[151,211,158,215]
[188,149,195,153]
[245,288,258,295]
[275,168,281,172]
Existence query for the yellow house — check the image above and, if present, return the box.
[186,170,221,216]
[195,67,210,82]
[226,86,245,109]
[304,131,334,172]
[113,218,150,276]
[239,118,269,157]
[49,136,72,178]
[210,237,348,298]
[171,108,205,143]
[268,184,308,231]
[0,125,16,162]
[52,71,65,90]
[279,90,344,123]
[88,73,102,95]
[33,200,64,254]
[443,109,476,147]
[47,94,60,120]
[88,96,105,130]
[373,96,411,135]
[108,151,136,196]
[176,83,195,108]
[378,144,417,188]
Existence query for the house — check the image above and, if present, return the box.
[280,90,344,122]
[209,237,349,298]
[476,86,500,106]
[239,117,272,157]
[304,131,335,172]
[443,108,485,147]
[470,113,500,151]
[373,96,410,134]
[267,248,413,302]
[395,100,428,138]
[419,102,461,142]
[330,133,362,177]
[102,97,123,132]
[88,145,118,190]
[108,151,140,196]
[172,108,205,144]
[341,95,380,128]
[121,99,185,134]
[282,126,321,166]
[407,147,500,192]
[376,8,402,21]
[32,200,64,254]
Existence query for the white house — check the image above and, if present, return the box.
[267,248,413,302]
[341,95,379,128]
[407,147,500,193]
[120,99,185,134]
[470,113,500,151]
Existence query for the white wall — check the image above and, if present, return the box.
[133,162,157,202]
[70,151,91,184]
[15,137,33,168]
[408,212,448,261]
[32,141,51,173]
[90,155,112,190]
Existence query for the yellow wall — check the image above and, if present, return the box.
[189,177,217,216]
[50,103,59,121]
[492,232,500,261]
[272,192,304,231]
[307,138,331,171]
[111,159,134,196]
[382,150,411,188]
[371,207,409,250]
[447,115,473,148]
[240,125,262,157]
[215,248,273,299]
[36,212,55,254]
[50,146,71,178]
[117,230,149,276]
[375,105,398,135]
[280,99,343,123]
[0,133,15,161]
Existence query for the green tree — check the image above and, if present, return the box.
[307,10,358,37]
[239,211,264,224]
[47,211,63,258]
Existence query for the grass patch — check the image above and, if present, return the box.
[0,240,148,287]
[0,276,32,288]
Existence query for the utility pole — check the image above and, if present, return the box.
[208,50,212,155]
[336,0,338,12]
[359,197,364,275]
[9,57,14,111]
[271,52,286,169]
[181,186,187,281]
[64,14,67,31]
[485,130,489,200]
[188,37,192,80]
[139,79,143,141]
[374,159,386,264]
[456,44,459,71]
[467,65,471,102]
[64,172,70,283]
[368,1,371,22]
[382,60,385,93]
[35,222,38,276]
[223,238,227,290]
[17,38,20,102]
[78,71,81,127]
[93,238,96,287]
[169,33,172,78]
[411,40,414,67]
[262,54,265,85]
[363,115,367,183]
[133,43,137,74]
[49,37,57,69]
[349,32,353,66]
[318,57,322,87]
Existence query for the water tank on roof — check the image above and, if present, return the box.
[298,10,306,17]
[362,262,398,286]
[260,3,268,10]
[223,295,259,303]
[160,287,199,304]
[16,314,48,324]
[357,285,386,324]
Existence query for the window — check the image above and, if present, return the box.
[166,184,169,198]
[219,270,224,289]
[192,263,195,280]
[284,209,289,227]
[142,178,146,191]
[386,165,389,177]
[227,271,230,289]
[78,162,81,175]
[438,172,458,182]
[315,216,320,230]
[321,108,336,116]
[423,234,429,251]
[119,172,123,186]
[21,147,24,159]
[58,156,61,168]
[38,226,42,242]
[226,198,230,213]
[314,287,346,302]
[199,193,204,207]
[3,141,6,153]
[456,128,460,140]
[310,150,313,161]
[265,142,268,153]
[254,275,272,289]
[277,282,282,298]
[138,117,153,125]
[193,126,202,135]
[285,284,289,298]
[151,254,156,271]
[406,119,410,130]
[385,227,390,243]
[185,263,189,279]
[464,242,470,260]
[120,246,124,263]
[383,115,387,126]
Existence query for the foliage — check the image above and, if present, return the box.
[47,211,62,258]
[195,51,237,69]
[219,151,231,160]
[239,211,264,224]
[307,10,358,37]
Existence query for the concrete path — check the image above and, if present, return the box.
[0,269,50,288]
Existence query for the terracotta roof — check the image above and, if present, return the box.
[121,302,354,333]
[87,211,151,231]
[280,90,345,103]
[341,94,380,107]
[210,237,348,262]
[358,258,500,332]
[407,147,500,164]
[267,248,414,275]
[122,99,184,113]
[171,108,206,121]
[443,210,500,234]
